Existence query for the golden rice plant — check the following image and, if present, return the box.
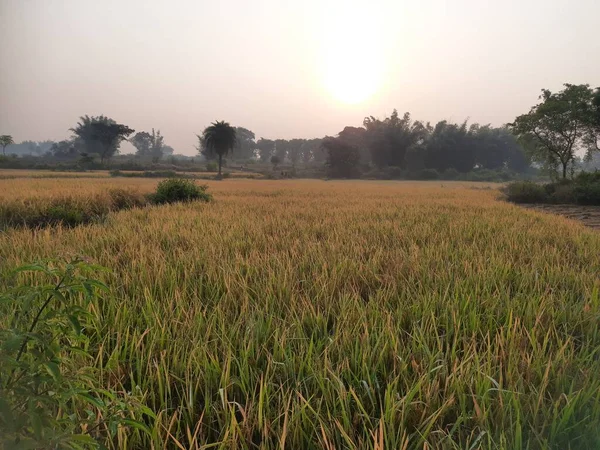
[1,177,599,449]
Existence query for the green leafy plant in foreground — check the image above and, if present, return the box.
[0,259,153,449]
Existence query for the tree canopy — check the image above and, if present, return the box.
[0,135,14,156]
[202,121,237,178]
[70,115,134,163]
[511,84,598,178]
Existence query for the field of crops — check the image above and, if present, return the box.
[1,175,600,449]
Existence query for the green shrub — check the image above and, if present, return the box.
[206,162,218,172]
[572,181,600,205]
[0,259,153,448]
[45,203,87,227]
[503,181,548,203]
[442,168,460,180]
[416,168,440,180]
[551,183,575,203]
[150,178,212,204]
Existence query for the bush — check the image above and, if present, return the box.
[0,259,153,447]
[572,180,600,205]
[416,168,440,180]
[206,162,218,172]
[505,171,600,205]
[442,168,460,180]
[503,181,548,203]
[150,178,212,204]
[551,183,576,203]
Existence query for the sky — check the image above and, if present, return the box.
[1,0,599,155]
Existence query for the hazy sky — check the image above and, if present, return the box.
[1,0,598,155]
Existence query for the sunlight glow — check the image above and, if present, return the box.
[320,2,385,105]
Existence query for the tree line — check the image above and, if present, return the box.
[1,83,598,179]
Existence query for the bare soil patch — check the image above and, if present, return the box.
[523,204,600,230]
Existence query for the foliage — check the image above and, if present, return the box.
[201,121,237,178]
[70,115,134,164]
[503,181,548,203]
[130,129,165,160]
[233,127,256,160]
[256,138,275,162]
[322,136,361,178]
[511,84,598,178]
[270,154,281,169]
[205,162,218,172]
[504,171,600,205]
[0,259,153,448]
[150,178,212,204]
[363,110,427,169]
[0,135,15,156]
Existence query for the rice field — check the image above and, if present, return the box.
[1,176,600,449]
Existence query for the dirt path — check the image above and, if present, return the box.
[523,204,600,230]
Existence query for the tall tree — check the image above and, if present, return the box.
[149,129,165,161]
[287,139,305,168]
[202,121,237,178]
[70,115,134,164]
[511,84,595,178]
[363,110,426,168]
[423,121,476,173]
[0,135,14,156]
[49,141,79,160]
[130,129,164,160]
[322,136,361,178]
[256,138,275,162]
[130,131,152,156]
[583,87,600,154]
[234,127,256,160]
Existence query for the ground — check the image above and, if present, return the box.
[1,172,599,448]
[523,204,600,230]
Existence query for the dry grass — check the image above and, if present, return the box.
[1,178,599,449]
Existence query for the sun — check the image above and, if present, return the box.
[320,3,384,105]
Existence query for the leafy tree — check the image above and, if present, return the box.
[163,145,175,156]
[202,121,237,178]
[511,84,595,178]
[583,87,600,154]
[256,138,275,162]
[308,138,326,164]
[287,139,305,168]
[270,154,282,169]
[424,120,476,173]
[469,125,530,172]
[130,129,164,160]
[70,115,134,164]
[49,140,79,160]
[130,131,152,156]
[234,127,256,160]
[322,136,361,178]
[274,139,290,162]
[363,110,426,168]
[0,135,14,156]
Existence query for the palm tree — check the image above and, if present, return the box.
[202,121,237,178]
[0,135,14,156]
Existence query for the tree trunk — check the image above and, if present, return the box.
[2,146,5,156]
[218,154,223,179]
[562,160,568,179]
